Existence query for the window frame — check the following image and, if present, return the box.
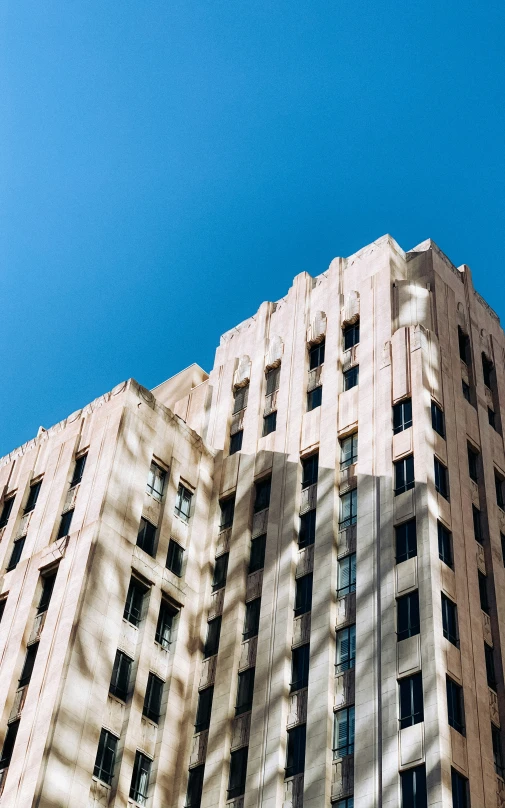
[146,461,166,501]
[262,411,277,436]
[123,579,146,627]
[143,672,164,723]
[248,534,266,573]
[109,650,133,702]
[336,554,356,599]
[438,521,453,567]
[442,594,459,647]
[235,667,255,716]
[309,339,325,370]
[228,746,249,798]
[335,624,356,674]
[155,601,176,649]
[219,496,235,531]
[395,519,417,564]
[294,573,313,616]
[6,536,26,571]
[298,509,316,549]
[339,488,357,529]
[434,457,449,499]
[175,483,193,523]
[343,321,360,351]
[0,495,15,528]
[397,591,420,641]
[340,433,358,469]
[129,750,152,806]
[290,643,310,692]
[166,539,184,577]
[194,686,214,733]
[136,517,157,557]
[393,398,413,435]
[93,728,118,786]
[333,705,355,759]
[203,616,222,659]
[467,444,479,482]
[301,454,319,489]
[446,676,465,735]
[243,598,261,641]
[399,673,424,729]
[394,455,415,496]
[343,365,359,391]
[400,765,427,808]
[285,723,307,777]
[229,430,243,455]
[306,385,322,411]
[185,764,205,808]
[431,401,445,438]
[254,477,271,513]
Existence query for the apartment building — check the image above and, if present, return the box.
[1,235,505,808]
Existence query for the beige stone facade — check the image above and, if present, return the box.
[1,235,505,808]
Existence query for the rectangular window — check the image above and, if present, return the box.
[336,625,356,673]
[286,724,306,777]
[397,591,420,641]
[203,616,222,659]
[265,365,281,395]
[123,579,146,627]
[396,519,417,564]
[166,539,184,577]
[333,706,355,758]
[299,509,316,549]
[340,433,358,469]
[262,411,277,435]
[447,677,465,734]
[143,672,164,723]
[401,765,427,808]
[496,472,505,509]
[19,642,39,686]
[155,601,176,649]
[431,401,445,437]
[291,644,310,692]
[309,339,325,370]
[249,535,266,573]
[485,644,497,690]
[343,321,360,351]
[136,517,157,557]
[442,595,458,646]
[0,598,6,624]
[399,673,424,729]
[479,571,490,614]
[489,408,497,429]
[233,384,249,414]
[109,650,132,701]
[254,477,271,512]
[393,399,413,434]
[458,327,470,363]
[0,720,19,766]
[337,554,356,598]
[56,509,74,540]
[451,768,469,808]
[343,366,359,391]
[37,572,56,614]
[235,667,255,715]
[339,489,357,529]
[462,380,471,402]
[130,751,151,806]
[219,496,235,530]
[335,800,354,808]
[0,496,15,528]
[434,457,449,499]
[438,521,453,567]
[212,553,229,592]
[70,453,88,488]
[307,386,322,411]
[482,353,494,388]
[301,454,318,489]
[185,764,205,808]
[243,598,261,640]
[492,725,504,777]
[24,481,42,514]
[93,728,118,785]
[394,455,415,495]
[6,536,26,571]
[228,746,248,798]
[294,574,313,616]
[467,444,479,482]
[195,686,214,733]
[229,431,243,455]
[175,483,193,523]
[472,506,483,544]
[146,462,166,501]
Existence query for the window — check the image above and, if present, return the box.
[37,572,56,614]
[485,644,497,690]
[109,650,132,701]
[339,489,357,529]
[438,521,453,567]
[93,728,118,785]
[301,454,318,489]
[203,616,222,658]
[155,601,176,649]
[340,433,358,469]
[458,327,470,364]
[335,800,354,808]
[307,386,322,411]
[397,591,420,641]
[401,766,427,808]
[212,553,229,592]
[175,483,193,523]
[333,706,355,758]
[467,444,479,482]
[291,644,310,692]
[0,720,19,766]
[249,535,266,573]
[123,579,146,627]
[496,472,505,509]
[442,595,458,646]
[266,365,281,395]
[482,353,493,388]
[228,747,248,798]
[243,598,261,640]
[24,481,42,513]
[254,477,271,512]
[343,366,359,391]
[393,399,413,434]
[70,453,87,488]
[434,457,449,499]
[336,625,356,673]
[343,321,360,351]
[136,517,157,556]
[309,339,325,370]
[394,455,414,495]
[219,496,235,530]
[229,431,243,455]
[262,411,277,435]
[235,667,255,715]
[396,520,417,564]
[6,536,26,571]
[143,673,164,723]
[489,408,497,429]
[431,401,445,437]
[0,496,14,528]
[166,539,184,577]
[399,674,424,729]
[462,380,471,402]
[299,510,316,548]
[130,751,151,806]
[337,554,356,598]
[195,686,214,732]
[479,571,490,614]
[185,764,205,808]
[472,506,483,544]
[19,642,39,686]
[56,509,74,540]
[146,462,166,501]
[0,598,6,624]
[286,724,306,777]
[492,724,504,777]
[294,574,313,616]
[447,677,465,734]
[451,768,469,808]
[233,384,249,414]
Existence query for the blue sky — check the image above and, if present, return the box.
[1,0,504,457]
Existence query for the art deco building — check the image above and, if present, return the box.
[1,235,505,808]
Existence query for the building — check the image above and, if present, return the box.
[0,234,505,808]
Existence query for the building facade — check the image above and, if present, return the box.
[1,235,505,808]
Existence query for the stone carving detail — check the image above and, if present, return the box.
[336,593,356,628]
[331,754,354,800]
[337,525,356,558]
[199,655,218,689]
[287,688,307,727]
[307,311,327,344]
[189,730,208,767]
[239,636,257,671]
[246,570,263,601]
[490,687,500,727]
[300,483,317,515]
[296,544,314,578]
[292,612,311,647]
[342,291,359,326]
[265,336,284,370]
[234,356,252,388]
[252,508,269,538]
[307,364,323,392]
[284,773,304,808]
[231,712,251,750]
[335,669,355,709]
[208,588,225,620]
[88,777,110,807]
[483,611,493,646]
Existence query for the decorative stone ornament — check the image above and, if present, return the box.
[342,290,360,326]
[265,336,284,370]
[233,355,251,389]
[307,311,327,345]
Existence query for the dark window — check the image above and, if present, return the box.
[185,765,205,808]
[109,650,132,701]
[175,483,193,523]
[212,553,229,592]
[451,768,469,808]
[489,408,497,429]
[467,445,479,482]
[492,725,504,777]
[243,598,261,640]
[431,401,445,437]
[19,642,39,687]
[307,386,322,411]
[334,799,354,808]
[235,667,255,715]
[233,384,249,414]
[401,765,427,808]
[438,521,453,567]
[482,353,494,388]
[286,724,306,776]
[395,455,415,495]
[136,517,156,556]
[472,506,483,544]
[143,672,164,723]
[458,327,470,364]
[6,536,26,571]
[220,496,235,530]
[249,535,266,573]
[195,686,214,732]
[130,751,151,806]
[396,520,417,564]
[56,509,74,540]
[343,321,360,351]
[397,591,420,641]
[501,533,505,566]
[299,510,316,549]
[393,399,413,434]
[479,571,490,614]
[70,453,87,488]
[146,462,166,501]
[340,433,358,469]
[262,411,277,435]
[447,677,465,734]
[337,554,356,598]
[442,595,458,646]
[294,574,313,616]
[123,579,146,627]
[0,720,19,766]
[301,454,318,489]
[228,746,248,798]
[254,478,271,512]
[343,366,359,391]
[203,617,222,659]
[496,472,505,509]
[229,431,243,455]
[266,365,281,395]
[333,706,354,758]
[485,644,497,690]
[434,457,449,499]
[462,380,471,402]
[166,539,184,577]
[309,339,325,370]
[0,496,15,528]
[336,625,356,673]
[0,598,6,624]
[93,728,118,785]
[24,481,42,514]
[155,601,176,649]
[339,489,357,529]
[291,644,310,692]
[37,572,56,614]
[399,673,424,729]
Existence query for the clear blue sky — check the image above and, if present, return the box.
[1,0,504,457]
